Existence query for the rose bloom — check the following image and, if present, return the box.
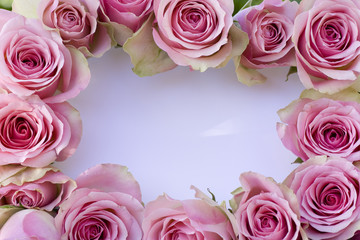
[231,172,304,240]
[0,10,90,103]
[0,165,76,211]
[277,89,360,162]
[234,0,298,69]
[0,209,60,239]
[142,190,237,240]
[284,156,360,239]
[99,0,152,45]
[152,0,248,72]
[38,0,112,57]
[55,164,144,239]
[293,0,360,94]
[0,93,82,167]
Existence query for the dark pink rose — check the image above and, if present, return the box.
[350,231,360,240]
[0,93,82,167]
[55,164,144,239]
[0,165,76,211]
[284,156,360,239]
[38,0,112,57]
[152,0,248,72]
[99,0,152,44]
[0,209,60,239]
[232,172,304,240]
[0,10,90,103]
[277,89,360,162]
[293,0,360,94]
[234,0,298,69]
[143,187,237,240]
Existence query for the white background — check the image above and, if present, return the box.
[54,47,305,204]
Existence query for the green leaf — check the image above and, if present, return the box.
[0,0,13,10]
[207,188,216,202]
[233,0,264,16]
[289,0,301,3]
[292,157,304,164]
[286,66,297,81]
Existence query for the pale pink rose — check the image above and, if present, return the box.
[0,165,76,211]
[142,191,237,240]
[277,94,360,162]
[152,0,246,72]
[0,93,82,167]
[0,10,90,103]
[55,164,144,239]
[285,156,360,239]
[99,0,152,44]
[38,0,112,57]
[0,209,60,239]
[293,0,360,94]
[231,172,304,240]
[234,0,298,68]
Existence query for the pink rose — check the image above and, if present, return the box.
[284,156,360,239]
[99,0,152,44]
[142,188,237,240]
[293,0,360,94]
[234,0,298,68]
[231,172,304,240]
[55,164,144,239]
[38,0,112,57]
[0,209,60,239]
[277,89,360,161]
[0,165,76,211]
[0,93,82,167]
[0,10,90,103]
[152,0,248,71]
[351,231,360,240]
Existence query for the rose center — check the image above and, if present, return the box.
[260,216,276,229]
[325,25,340,41]
[56,5,82,29]
[0,115,39,149]
[260,22,283,51]
[263,24,278,39]
[318,18,349,51]
[321,187,342,209]
[188,13,201,26]
[18,50,42,70]
[316,122,348,149]
[11,190,42,208]
[77,217,109,239]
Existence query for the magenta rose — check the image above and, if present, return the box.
[99,0,152,44]
[0,93,82,167]
[0,10,90,103]
[0,165,76,211]
[152,0,248,72]
[293,0,360,94]
[38,0,112,57]
[143,187,237,240]
[55,164,144,239]
[284,156,360,239]
[234,0,298,69]
[231,172,304,240]
[277,89,360,162]
[0,209,60,239]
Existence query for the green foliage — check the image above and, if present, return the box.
[207,188,217,202]
[292,157,304,164]
[286,66,297,81]
[0,0,13,10]
[233,0,264,16]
